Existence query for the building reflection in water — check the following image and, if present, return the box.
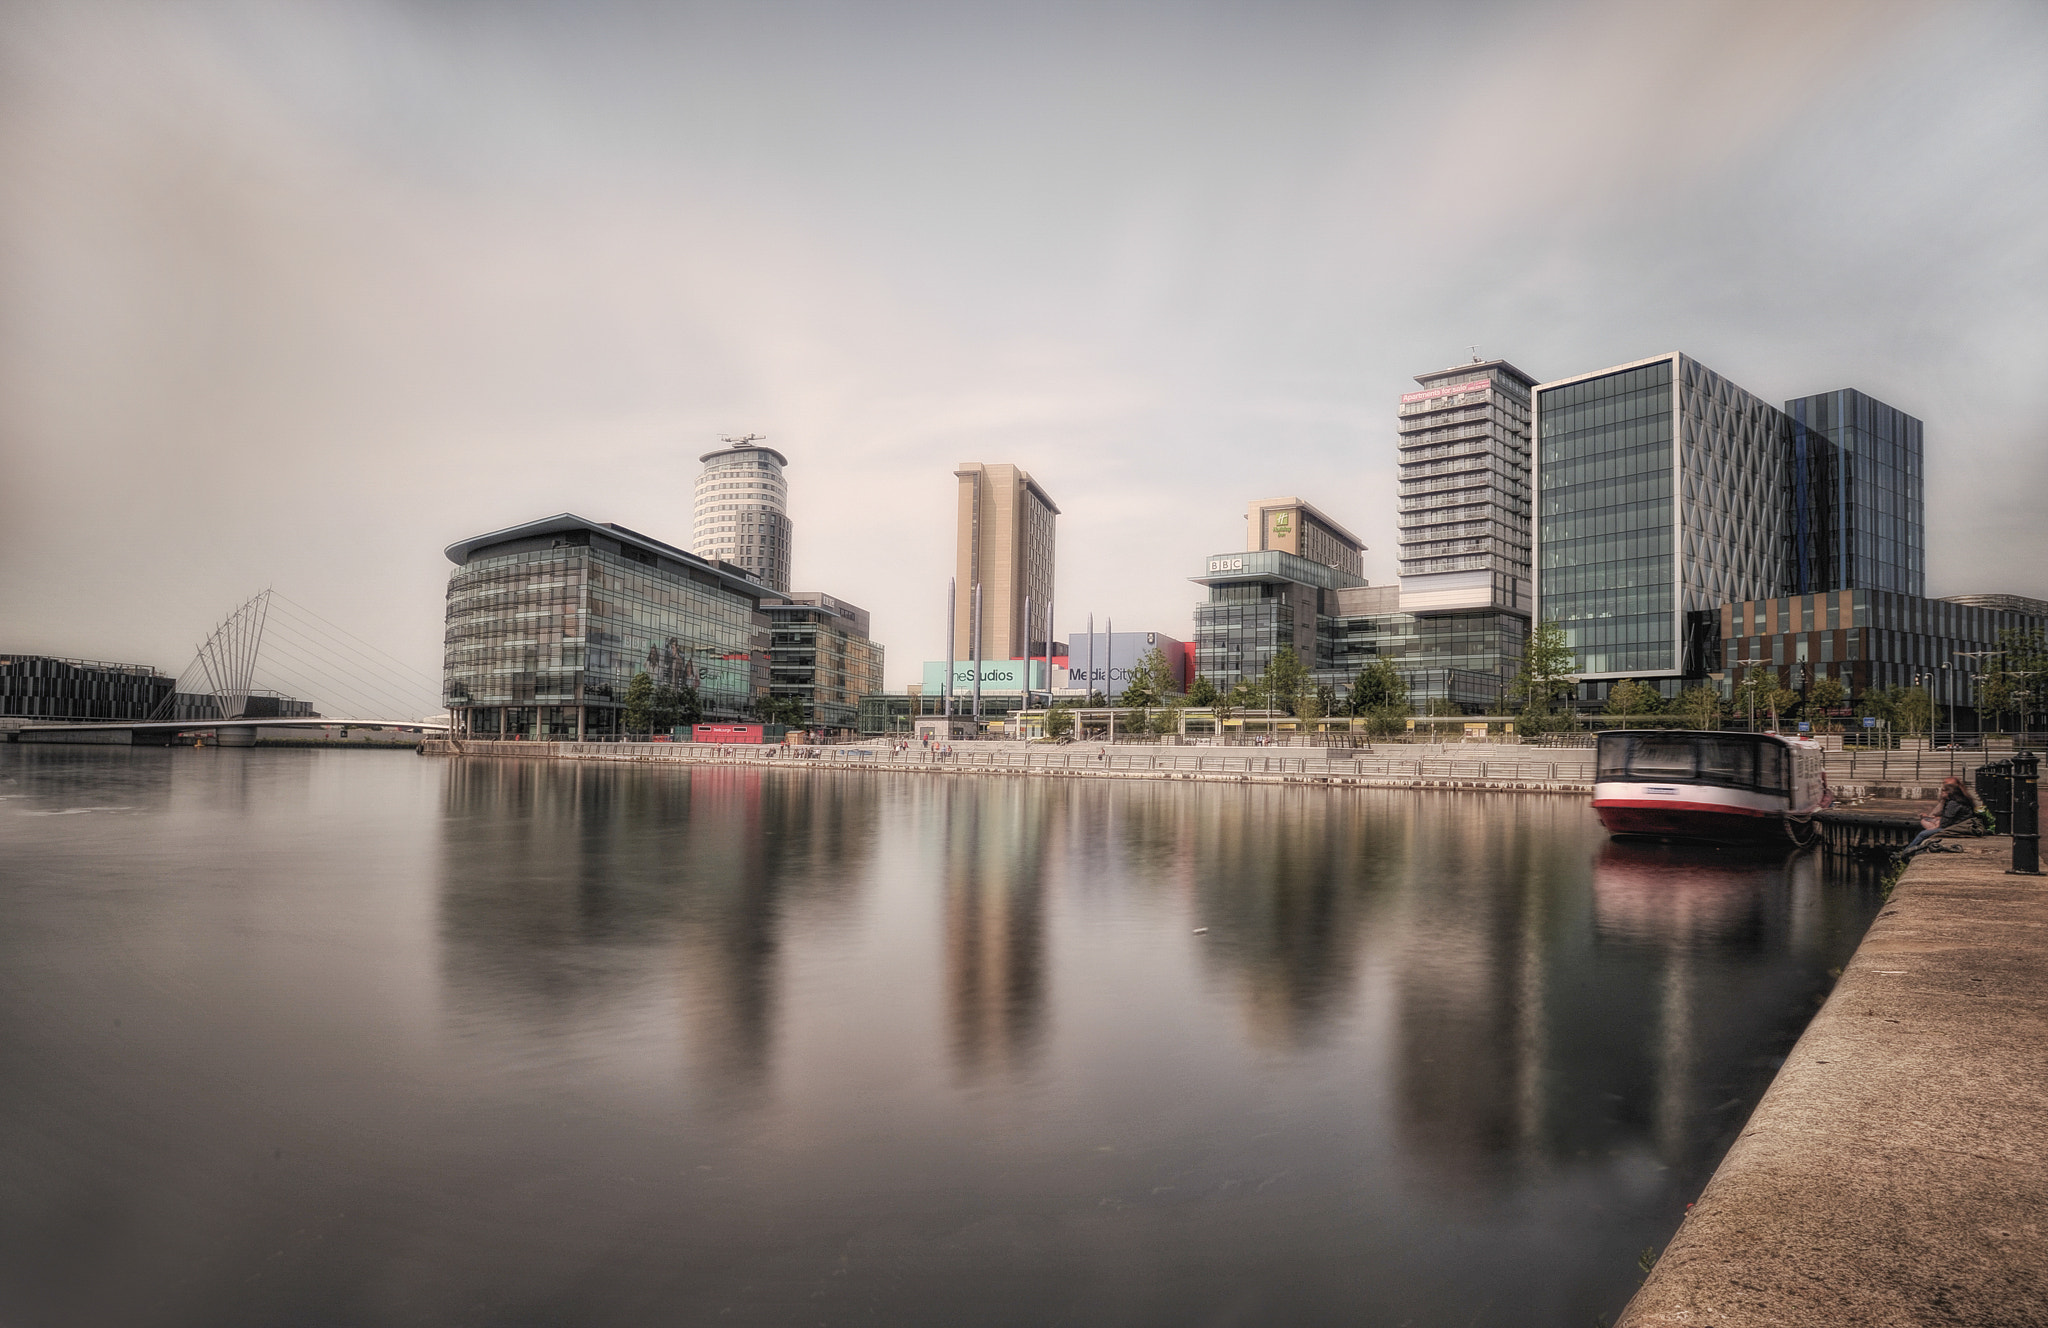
[436,758,870,1100]
[1169,786,1403,1048]
[1385,806,1873,1193]
[940,780,1051,1079]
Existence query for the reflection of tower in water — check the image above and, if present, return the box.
[672,766,777,1092]
[1392,806,1566,1175]
[1183,789,1392,1048]
[1391,825,1815,1187]
[435,760,870,1103]
[1590,840,1789,1161]
[943,783,1050,1078]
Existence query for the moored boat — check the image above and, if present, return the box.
[1592,730,1825,843]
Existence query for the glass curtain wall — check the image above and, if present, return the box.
[1537,360,1676,675]
[1194,584,1294,693]
[1783,389,1924,597]
[444,540,764,737]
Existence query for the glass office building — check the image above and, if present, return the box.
[1193,550,1361,691]
[1193,553,1516,711]
[1536,355,1791,686]
[443,514,770,739]
[1783,389,1924,597]
[766,592,885,733]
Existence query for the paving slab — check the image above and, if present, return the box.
[1619,837,2048,1328]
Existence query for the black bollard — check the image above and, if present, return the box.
[2011,750,2040,876]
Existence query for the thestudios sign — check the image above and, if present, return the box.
[920,659,1051,692]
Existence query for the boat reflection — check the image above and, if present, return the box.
[1589,840,1809,947]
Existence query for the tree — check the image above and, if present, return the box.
[1348,656,1408,715]
[1806,676,1847,731]
[1297,684,1328,722]
[1085,689,1109,708]
[1509,620,1578,727]
[1892,686,1934,739]
[1604,678,1662,727]
[1981,627,2048,733]
[1150,702,1183,736]
[1424,696,1463,717]
[1676,683,1724,730]
[664,683,703,729]
[1120,647,1181,709]
[1258,647,1309,717]
[750,694,804,727]
[1764,678,1799,731]
[1733,666,1777,730]
[1186,674,1220,708]
[1045,706,1074,738]
[623,671,659,735]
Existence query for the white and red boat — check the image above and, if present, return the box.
[1592,730,1826,843]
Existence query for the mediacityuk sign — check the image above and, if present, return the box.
[1399,379,1491,404]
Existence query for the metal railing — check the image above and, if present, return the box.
[433,737,1594,785]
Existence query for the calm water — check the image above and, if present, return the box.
[0,746,1883,1327]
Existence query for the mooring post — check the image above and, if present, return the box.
[2011,750,2040,876]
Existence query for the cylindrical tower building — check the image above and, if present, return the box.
[691,436,792,592]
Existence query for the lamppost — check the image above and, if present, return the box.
[1957,650,2003,747]
[1731,656,1765,732]
[2014,672,2046,753]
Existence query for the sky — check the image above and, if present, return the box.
[3,0,2045,699]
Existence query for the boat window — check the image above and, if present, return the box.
[1755,742,1785,793]
[1697,738,1756,788]
[1596,736,1630,779]
[1626,738,1696,779]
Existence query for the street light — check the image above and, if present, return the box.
[1731,656,1765,732]
[1956,650,2004,747]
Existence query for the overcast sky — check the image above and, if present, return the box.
[3,0,2044,699]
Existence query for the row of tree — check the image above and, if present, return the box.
[620,671,807,735]
[1052,623,2048,738]
[1505,622,2048,736]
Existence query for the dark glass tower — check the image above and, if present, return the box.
[1782,389,1924,597]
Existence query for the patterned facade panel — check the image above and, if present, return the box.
[1676,357,1786,625]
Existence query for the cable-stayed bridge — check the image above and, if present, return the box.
[18,590,447,746]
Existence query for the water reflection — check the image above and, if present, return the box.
[1175,787,1398,1047]
[436,759,872,1097]
[1390,796,1589,1179]
[2,748,1886,1328]
[941,782,1052,1079]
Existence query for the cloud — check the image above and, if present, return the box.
[1,0,2042,694]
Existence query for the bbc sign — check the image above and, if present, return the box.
[1207,556,1245,573]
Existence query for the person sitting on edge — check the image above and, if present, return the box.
[1899,776,1981,857]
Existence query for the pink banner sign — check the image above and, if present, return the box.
[1400,379,1491,404]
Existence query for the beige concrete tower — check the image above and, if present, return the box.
[953,463,1059,663]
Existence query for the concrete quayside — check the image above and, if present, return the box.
[1620,835,2047,1326]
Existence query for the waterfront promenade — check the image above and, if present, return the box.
[1620,836,2048,1326]
[423,736,1996,801]
[425,737,1595,794]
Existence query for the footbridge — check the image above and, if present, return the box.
[11,590,446,747]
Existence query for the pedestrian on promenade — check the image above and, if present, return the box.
[1900,776,1981,857]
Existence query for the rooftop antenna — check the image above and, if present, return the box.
[1469,345,1484,363]
[720,433,766,448]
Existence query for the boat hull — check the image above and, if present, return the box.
[1592,781,1797,844]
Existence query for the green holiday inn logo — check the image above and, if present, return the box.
[1271,513,1292,538]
